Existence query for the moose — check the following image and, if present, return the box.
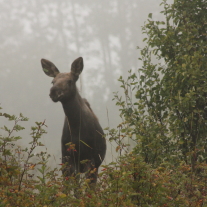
[41,57,106,183]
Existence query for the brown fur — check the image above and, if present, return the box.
[41,57,106,183]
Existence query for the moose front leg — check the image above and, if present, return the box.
[61,155,76,177]
[82,159,98,186]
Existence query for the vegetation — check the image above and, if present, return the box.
[1,0,207,206]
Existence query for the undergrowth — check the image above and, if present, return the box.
[0,107,207,207]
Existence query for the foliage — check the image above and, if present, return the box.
[0,107,207,206]
[1,0,207,206]
[115,0,207,168]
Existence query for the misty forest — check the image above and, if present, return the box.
[1,0,207,206]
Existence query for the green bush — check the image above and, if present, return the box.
[114,0,207,168]
[0,109,207,205]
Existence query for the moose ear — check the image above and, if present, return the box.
[41,59,60,77]
[71,57,84,77]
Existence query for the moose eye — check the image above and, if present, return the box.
[68,80,72,85]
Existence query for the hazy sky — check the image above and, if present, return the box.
[0,0,170,168]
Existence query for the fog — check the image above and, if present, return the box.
[0,0,168,168]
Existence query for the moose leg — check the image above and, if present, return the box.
[82,159,98,185]
[61,117,78,177]
[88,168,98,184]
[61,155,76,177]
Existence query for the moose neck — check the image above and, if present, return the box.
[61,89,84,127]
